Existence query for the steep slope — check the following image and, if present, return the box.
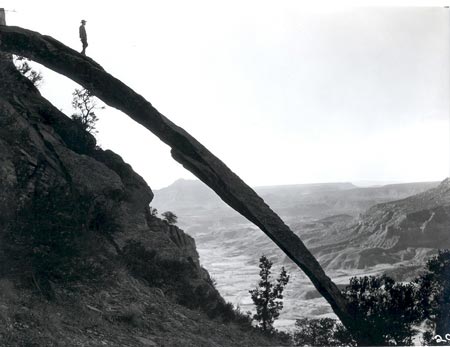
[355,178,450,250]
[306,179,450,271]
[0,61,283,345]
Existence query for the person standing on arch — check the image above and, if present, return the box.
[79,20,88,55]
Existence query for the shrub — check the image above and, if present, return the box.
[323,251,450,346]
[162,211,178,225]
[343,274,420,345]
[13,56,43,87]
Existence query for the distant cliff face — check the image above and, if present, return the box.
[304,179,450,272]
[349,179,450,265]
[355,178,450,249]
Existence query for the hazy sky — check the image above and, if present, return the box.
[2,0,450,189]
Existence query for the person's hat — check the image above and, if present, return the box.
[81,19,86,24]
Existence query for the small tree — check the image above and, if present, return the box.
[13,56,43,87]
[249,255,289,332]
[71,88,104,135]
[149,206,158,217]
[162,211,178,225]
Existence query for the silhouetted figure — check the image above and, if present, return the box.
[79,20,88,55]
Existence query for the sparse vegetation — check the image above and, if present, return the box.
[13,56,43,87]
[71,88,104,135]
[162,211,178,225]
[249,255,289,333]
[122,239,263,326]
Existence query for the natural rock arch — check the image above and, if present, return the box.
[0,25,369,343]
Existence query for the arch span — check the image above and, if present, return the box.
[0,25,368,342]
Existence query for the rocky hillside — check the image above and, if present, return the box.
[355,178,450,250]
[0,60,283,345]
[302,178,450,272]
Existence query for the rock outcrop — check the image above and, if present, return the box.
[0,62,194,270]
